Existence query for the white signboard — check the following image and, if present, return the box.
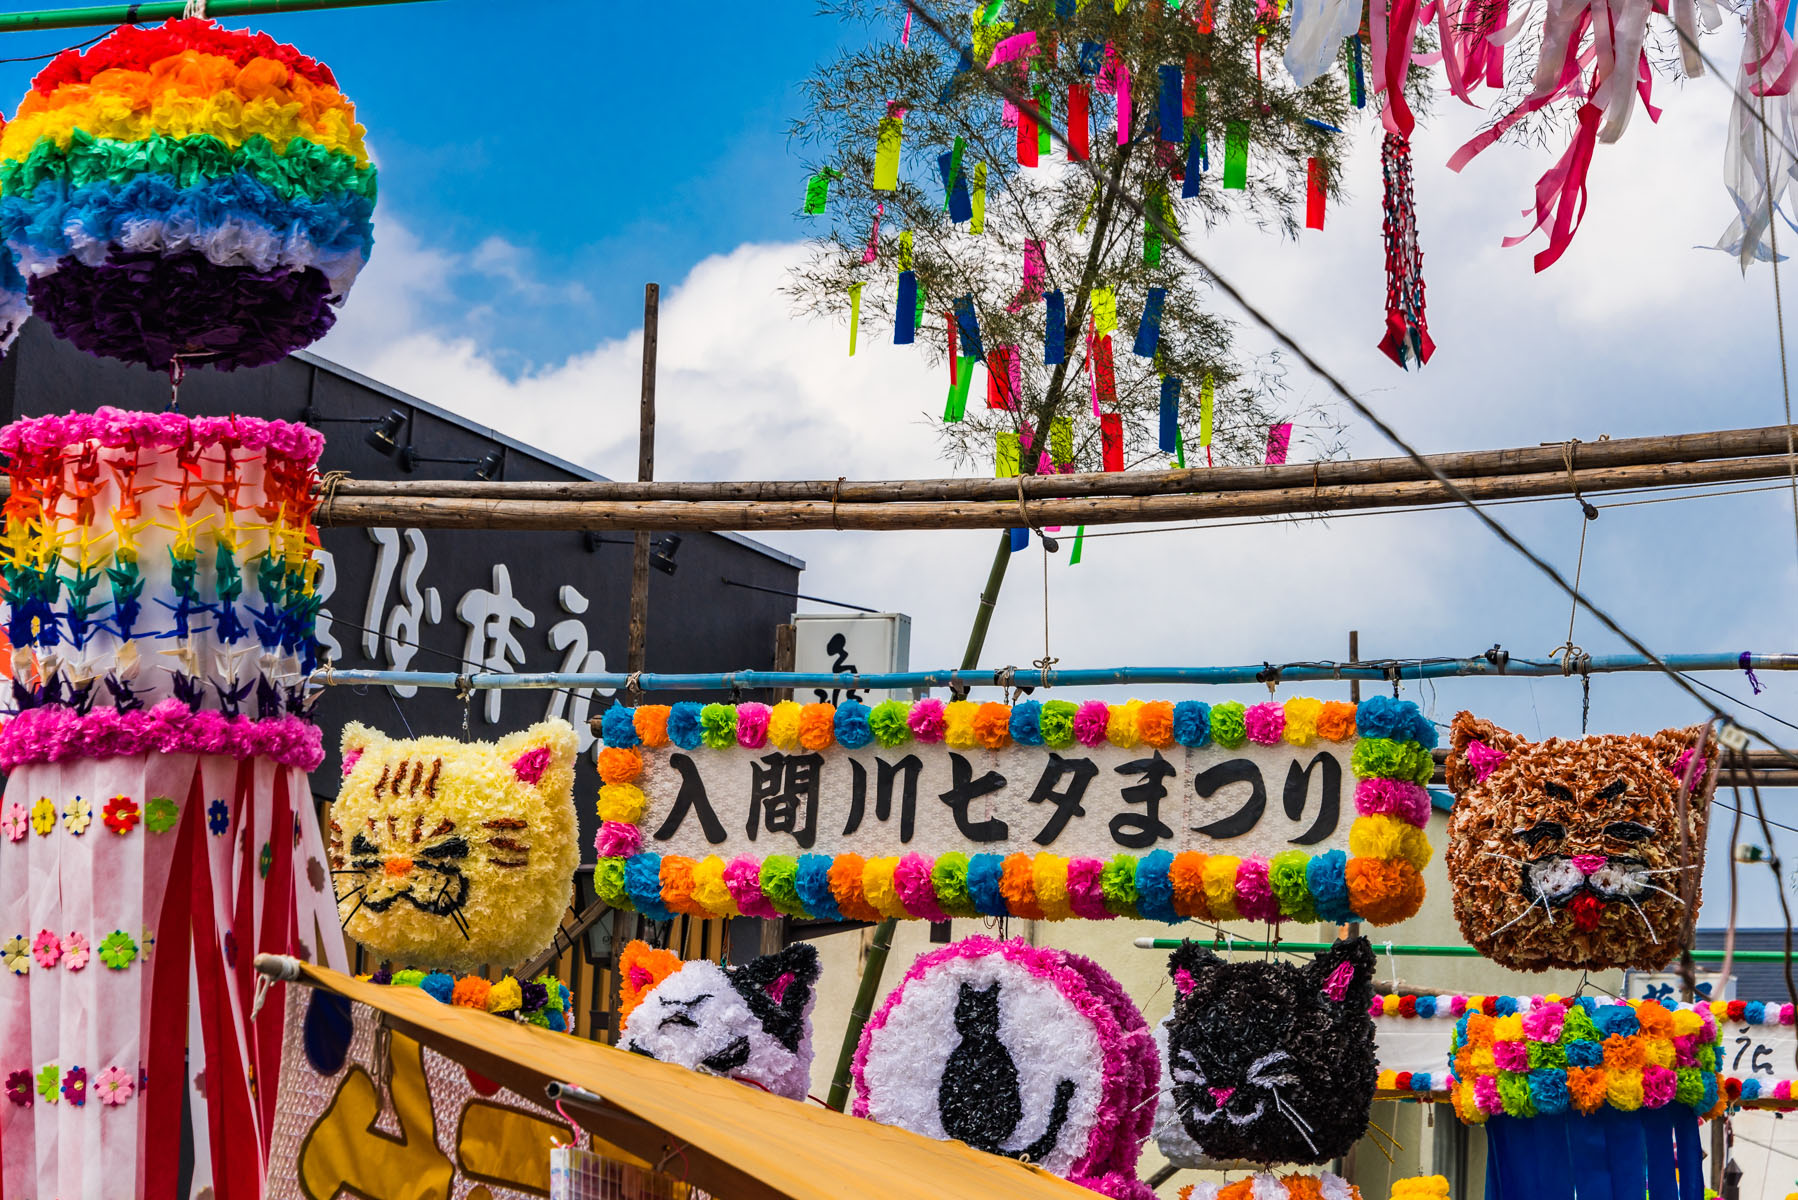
[792,612,912,705]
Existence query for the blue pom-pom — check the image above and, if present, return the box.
[1355,696,1407,741]
[1575,995,1598,1014]
[1010,699,1044,746]
[1528,1068,1570,1115]
[968,854,1008,916]
[1136,850,1178,923]
[1743,1078,1763,1101]
[667,702,704,750]
[1746,1001,1767,1025]
[601,706,640,748]
[547,1009,567,1032]
[1416,995,1437,1019]
[1308,849,1355,923]
[420,972,455,1004]
[1593,1005,1640,1037]
[625,853,672,920]
[1494,996,1519,1017]
[1411,1072,1432,1092]
[1412,709,1441,749]
[1700,1074,1719,1112]
[796,854,843,921]
[1172,700,1211,747]
[1565,1040,1604,1068]
[834,701,873,749]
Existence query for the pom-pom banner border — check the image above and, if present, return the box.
[593,696,1433,926]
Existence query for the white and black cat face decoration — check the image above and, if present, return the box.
[853,937,1158,1199]
[616,940,819,1101]
[1154,937,1377,1168]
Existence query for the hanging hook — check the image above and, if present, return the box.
[456,674,472,740]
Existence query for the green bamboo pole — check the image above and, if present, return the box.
[1133,936,1798,963]
[0,0,437,35]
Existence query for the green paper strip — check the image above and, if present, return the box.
[1035,84,1052,157]
[803,171,830,215]
[1070,525,1086,564]
[996,431,1020,477]
[971,162,987,233]
[944,356,976,421]
[915,279,928,329]
[874,115,904,191]
[848,282,864,356]
[1145,227,1161,267]
[1176,431,1187,468]
[981,0,1005,20]
[1224,121,1249,190]
[1200,373,1215,447]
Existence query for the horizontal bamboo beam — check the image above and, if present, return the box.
[0,0,437,33]
[314,454,1797,532]
[324,424,1798,504]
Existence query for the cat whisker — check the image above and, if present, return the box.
[1629,880,1687,906]
[1625,896,1661,943]
[1268,1088,1319,1155]
[1486,892,1553,940]
[1480,850,1531,867]
[339,891,368,929]
[1639,864,1700,875]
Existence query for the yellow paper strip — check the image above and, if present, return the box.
[996,430,1020,477]
[1200,372,1215,447]
[898,230,914,272]
[849,282,864,356]
[1093,287,1117,337]
[874,116,903,191]
[971,162,988,234]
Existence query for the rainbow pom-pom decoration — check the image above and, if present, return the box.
[0,19,374,370]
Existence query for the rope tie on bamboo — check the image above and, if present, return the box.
[994,665,1017,702]
[183,0,207,17]
[316,470,351,522]
[1015,474,1060,552]
[1562,438,1599,521]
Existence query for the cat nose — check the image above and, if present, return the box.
[1209,1087,1235,1107]
[1571,855,1607,875]
[383,856,413,877]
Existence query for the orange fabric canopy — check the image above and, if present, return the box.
[286,962,1104,1200]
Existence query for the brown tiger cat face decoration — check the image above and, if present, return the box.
[1443,712,1716,972]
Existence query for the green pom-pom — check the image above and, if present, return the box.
[1674,1067,1705,1107]
[1351,737,1434,784]
[1039,700,1078,749]
[595,858,630,908]
[932,852,979,917]
[533,974,566,1013]
[1526,1041,1567,1070]
[1696,1043,1719,1072]
[1562,1005,1599,1043]
[1496,1073,1536,1118]
[760,855,807,916]
[1211,701,1248,749]
[1268,850,1317,922]
[391,969,427,989]
[1101,854,1140,918]
[700,703,738,749]
[869,700,913,747]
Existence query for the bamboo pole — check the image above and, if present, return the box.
[625,284,658,704]
[0,0,437,33]
[315,454,1796,532]
[318,424,1798,504]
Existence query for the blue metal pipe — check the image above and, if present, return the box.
[310,652,1798,693]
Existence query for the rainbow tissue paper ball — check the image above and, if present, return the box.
[0,18,375,371]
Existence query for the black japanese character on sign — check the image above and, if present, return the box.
[748,752,823,849]
[652,753,727,844]
[939,753,1009,842]
[844,755,923,842]
[1112,751,1176,849]
[1732,1036,1777,1077]
[1027,754,1099,845]
[1191,760,1267,839]
[1282,752,1342,845]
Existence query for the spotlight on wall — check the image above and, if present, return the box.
[471,450,505,481]
[650,534,682,576]
[396,444,505,479]
[365,409,409,454]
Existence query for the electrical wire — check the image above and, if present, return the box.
[904,0,1798,770]
[0,28,108,66]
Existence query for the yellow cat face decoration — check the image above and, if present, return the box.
[330,720,579,972]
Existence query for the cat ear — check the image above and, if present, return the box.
[729,942,821,1019]
[1305,936,1375,1009]
[498,720,579,788]
[1445,712,1530,793]
[1648,725,1717,794]
[1167,940,1223,1000]
[617,940,684,1027]
[340,723,380,776]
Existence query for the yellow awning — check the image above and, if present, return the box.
[284,962,1104,1200]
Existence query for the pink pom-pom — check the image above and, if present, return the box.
[1522,1002,1566,1043]
[1465,740,1507,783]
[1354,778,1432,827]
[724,856,779,918]
[595,822,642,858]
[1448,995,1467,1017]
[1492,1041,1528,1072]
[1782,1004,1795,1026]
[1233,857,1281,922]
[1641,1065,1677,1108]
[1672,1034,1698,1067]
[1777,1080,1793,1100]
[1066,858,1112,919]
[908,698,947,743]
[1474,1075,1503,1113]
[1073,701,1110,747]
[892,854,950,921]
[735,702,771,749]
[1244,702,1285,746]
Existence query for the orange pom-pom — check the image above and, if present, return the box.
[1317,700,1358,742]
[1139,701,1175,749]
[799,704,837,751]
[1285,1179,1326,1200]
[1345,856,1425,924]
[451,976,492,1009]
[618,940,683,1024]
[659,856,704,916]
[1568,1066,1610,1114]
[1635,1001,1674,1039]
[633,705,671,748]
[597,746,643,785]
[1602,1034,1646,1071]
[1000,853,1046,919]
[829,853,882,922]
[1218,1182,1255,1200]
[1170,851,1211,918]
[973,702,1013,750]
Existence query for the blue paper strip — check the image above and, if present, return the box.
[955,295,986,361]
[1159,376,1180,452]
[1603,1108,1650,1200]
[941,43,974,102]
[1057,0,1076,14]
[1133,286,1167,357]
[938,149,973,222]
[1158,64,1183,143]
[1010,526,1030,552]
[1078,40,1104,74]
[1643,1107,1678,1200]
[895,270,917,345]
[1303,117,1344,133]
[1044,289,1066,364]
[1352,37,1366,108]
[1567,1110,1614,1200]
[1673,1108,1703,1200]
[1182,127,1204,198]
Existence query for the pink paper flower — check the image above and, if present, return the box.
[31,930,60,969]
[906,698,946,744]
[593,822,641,858]
[1641,1065,1677,1108]
[1522,1001,1566,1043]
[1244,702,1286,746]
[93,1066,134,1107]
[61,931,89,972]
[0,803,25,843]
[1492,1041,1529,1072]
[1073,700,1110,747]
[734,702,771,749]
[1466,740,1507,783]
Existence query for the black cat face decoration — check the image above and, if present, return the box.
[1154,938,1377,1167]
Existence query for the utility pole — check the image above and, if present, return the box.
[626,283,659,701]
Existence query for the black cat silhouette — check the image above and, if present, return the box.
[1163,937,1377,1166]
[938,981,1076,1162]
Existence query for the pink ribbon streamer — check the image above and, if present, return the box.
[862,202,884,264]
[1264,423,1293,465]
[1007,240,1047,312]
[1501,102,1602,271]
[1097,44,1132,145]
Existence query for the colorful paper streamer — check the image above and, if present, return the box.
[1092,287,1118,336]
[1159,376,1181,452]
[1051,416,1073,465]
[944,356,975,421]
[1068,83,1091,161]
[1100,412,1124,471]
[971,162,988,233]
[1134,287,1167,357]
[1200,373,1215,447]
[1306,157,1326,229]
[1093,334,1117,409]
[939,143,973,222]
[987,345,1020,410]
[954,295,986,360]
[1070,524,1086,563]
[1158,65,1183,142]
[1265,422,1293,465]
[1224,121,1249,190]
[894,271,917,344]
[1045,289,1067,364]
[848,283,864,355]
[997,430,1020,477]
[873,110,904,191]
[803,170,833,214]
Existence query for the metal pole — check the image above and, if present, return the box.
[0,0,437,33]
[626,284,658,704]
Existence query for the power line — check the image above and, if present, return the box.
[903,0,1798,770]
